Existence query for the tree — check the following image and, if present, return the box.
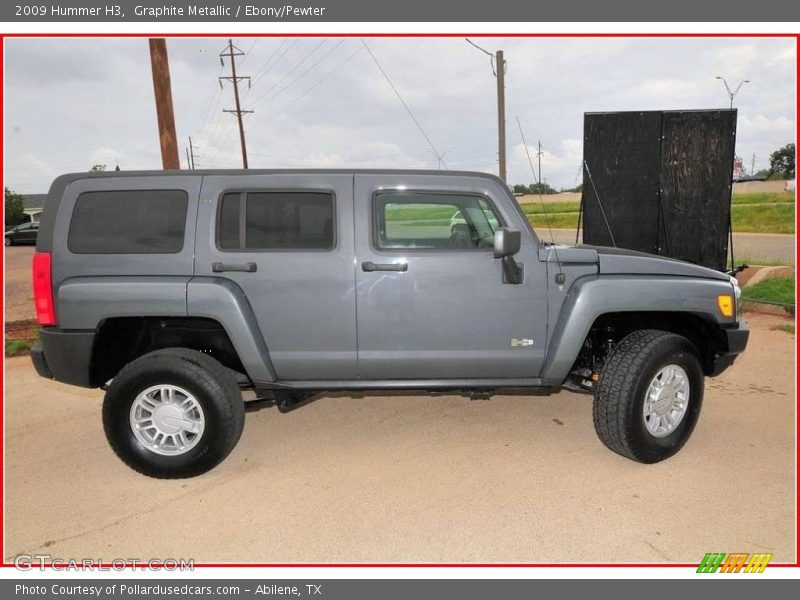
[90,164,106,172]
[5,188,26,228]
[528,182,557,195]
[512,184,529,194]
[768,143,795,179]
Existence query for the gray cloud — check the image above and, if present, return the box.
[4,36,795,193]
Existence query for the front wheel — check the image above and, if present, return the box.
[593,329,704,464]
[4,237,12,246]
[102,348,245,478]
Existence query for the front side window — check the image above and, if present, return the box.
[218,191,335,250]
[68,190,188,254]
[375,192,501,250]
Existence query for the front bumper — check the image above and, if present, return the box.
[709,320,750,377]
[30,328,96,388]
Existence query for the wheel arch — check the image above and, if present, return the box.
[541,275,735,382]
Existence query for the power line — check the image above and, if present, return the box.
[250,39,345,109]
[360,39,447,169]
[215,41,367,167]
[249,39,327,107]
[205,40,368,168]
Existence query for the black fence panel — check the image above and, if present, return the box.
[582,111,662,252]
[659,110,736,270]
[582,109,736,271]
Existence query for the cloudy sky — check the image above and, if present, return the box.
[4,36,796,194]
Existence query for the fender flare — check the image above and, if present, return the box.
[186,277,277,383]
[540,274,735,382]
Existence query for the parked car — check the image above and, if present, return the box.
[784,180,796,192]
[449,208,499,235]
[31,170,748,478]
[5,221,39,246]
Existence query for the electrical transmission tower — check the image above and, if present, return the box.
[219,39,252,169]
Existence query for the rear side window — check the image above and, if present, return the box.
[218,191,335,250]
[69,190,188,254]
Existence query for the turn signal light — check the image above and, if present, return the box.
[717,294,734,318]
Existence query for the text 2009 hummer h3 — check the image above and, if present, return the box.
[30,170,748,478]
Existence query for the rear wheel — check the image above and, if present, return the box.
[593,329,704,464]
[4,236,12,246]
[103,348,245,478]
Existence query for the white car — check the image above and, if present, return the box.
[784,180,796,192]
[449,209,500,233]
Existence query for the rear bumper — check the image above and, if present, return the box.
[709,320,750,377]
[30,328,96,388]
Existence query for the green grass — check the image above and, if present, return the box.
[523,193,795,234]
[741,276,795,306]
[731,203,794,234]
[521,202,580,216]
[383,192,795,234]
[731,192,795,205]
[734,257,792,267]
[772,323,795,334]
[5,338,36,357]
[528,213,581,230]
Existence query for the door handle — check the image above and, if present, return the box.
[212,262,257,273]
[361,261,408,273]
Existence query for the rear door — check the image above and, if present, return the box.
[195,173,357,380]
[353,173,548,380]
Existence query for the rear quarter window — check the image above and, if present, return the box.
[68,190,189,254]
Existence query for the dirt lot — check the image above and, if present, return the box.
[3,312,795,564]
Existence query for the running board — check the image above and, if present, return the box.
[252,378,560,394]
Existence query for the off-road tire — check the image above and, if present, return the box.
[103,348,245,478]
[593,329,704,464]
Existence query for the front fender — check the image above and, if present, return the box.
[540,274,736,382]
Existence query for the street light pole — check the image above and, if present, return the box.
[716,75,750,109]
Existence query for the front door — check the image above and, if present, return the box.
[195,173,357,380]
[354,174,548,380]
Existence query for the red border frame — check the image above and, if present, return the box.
[0,30,797,571]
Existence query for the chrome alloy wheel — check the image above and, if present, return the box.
[129,384,205,456]
[643,364,690,438]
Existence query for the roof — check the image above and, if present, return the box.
[54,168,498,180]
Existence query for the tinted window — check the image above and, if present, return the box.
[218,191,334,250]
[69,190,188,254]
[375,192,501,250]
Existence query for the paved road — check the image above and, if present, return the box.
[4,313,795,563]
[546,229,795,265]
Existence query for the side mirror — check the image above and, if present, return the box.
[493,227,523,284]
[493,227,521,258]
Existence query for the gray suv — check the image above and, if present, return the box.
[30,170,748,478]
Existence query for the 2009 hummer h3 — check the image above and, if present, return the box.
[30,170,748,478]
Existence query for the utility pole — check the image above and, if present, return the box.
[186,136,198,170]
[751,153,756,176]
[428,150,449,170]
[466,39,507,183]
[537,141,544,194]
[496,50,506,183]
[220,39,252,169]
[148,38,180,170]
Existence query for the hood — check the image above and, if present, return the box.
[540,244,730,281]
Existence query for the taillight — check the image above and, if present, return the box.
[32,252,56,326]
